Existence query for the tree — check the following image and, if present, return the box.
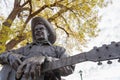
[0,0,111,53]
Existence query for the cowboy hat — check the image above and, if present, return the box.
[31,17,56,44]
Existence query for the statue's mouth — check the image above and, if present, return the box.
[35,31,44,36]
[35,31,45,40]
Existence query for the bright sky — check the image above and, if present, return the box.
[1,0,120,80]
[65,0,120,80]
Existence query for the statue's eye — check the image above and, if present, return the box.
[35,28,38,31]
[40,28,44,30]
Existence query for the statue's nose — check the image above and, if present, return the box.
[36,29,42,32]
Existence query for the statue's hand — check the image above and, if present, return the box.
[45,56,59,62]
[16,56,45,80]
[8,53,24,70]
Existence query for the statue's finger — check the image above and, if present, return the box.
[16,63,26,79]
[9,59,17,70]
[36,65,41,76]
[12,60,19,71]
[17,58,22,65]
[15,58,23,70]
[9,58,13,66]
[30,65,36,80]
[24,63,31,79]
[20,74,27,80]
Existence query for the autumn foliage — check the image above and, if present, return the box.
[0,0,111,53]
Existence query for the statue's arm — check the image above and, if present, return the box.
[0,47,24,64]
[55,46,75,76]
[0,51,11,64]
[0,47,25,70]
[58,53,75,76]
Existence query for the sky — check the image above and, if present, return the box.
[65,0,120,80]
[0,0,120,80]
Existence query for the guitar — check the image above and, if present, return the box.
[42,41,120,72]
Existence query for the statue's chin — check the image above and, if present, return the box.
[36,38,45,42]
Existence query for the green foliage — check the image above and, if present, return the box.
[0,0,111,53]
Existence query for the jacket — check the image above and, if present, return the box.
[0,42,74,80]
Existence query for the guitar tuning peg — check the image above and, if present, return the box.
[97,61,102,65]
[103,44,109,49]
[115,43,119,47]
[118,58,120,62]
[107,60,112,64]
[93,46,99,51]
[111,41,115,44]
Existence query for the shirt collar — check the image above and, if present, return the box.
[32,40,52,46]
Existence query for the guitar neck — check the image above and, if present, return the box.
[42,41,120,72]
[42,53,87,72]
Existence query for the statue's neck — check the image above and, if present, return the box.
[33,39,51,46]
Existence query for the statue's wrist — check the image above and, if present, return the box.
[6,52,13,63]
[0,52,11,64]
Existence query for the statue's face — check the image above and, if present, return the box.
[34,24,49,42]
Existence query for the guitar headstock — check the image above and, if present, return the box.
[85,41,120,65]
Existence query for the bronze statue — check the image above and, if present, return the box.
[0,17,75,80]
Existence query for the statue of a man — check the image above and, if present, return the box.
[0,17,74,80]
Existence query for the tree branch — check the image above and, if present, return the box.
[14,0,21,9]
[5,33,26,50]
[55,22,69,37]
[28,0,32,15]
[21,0,64,31]
[21,0,29,7]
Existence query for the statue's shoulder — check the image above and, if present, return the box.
[52,45,66,52]
[17,43,33,51]
[25,43,32,47]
